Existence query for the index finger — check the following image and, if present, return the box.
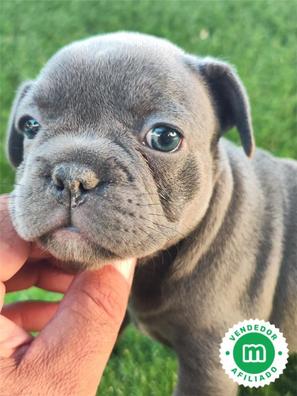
[5,259,73,293]
[25,262,135,391]
[0,195,30,282]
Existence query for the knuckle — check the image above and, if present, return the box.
[80,283,126,326]
[0,357,20,395]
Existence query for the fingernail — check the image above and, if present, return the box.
[111,258,136,284]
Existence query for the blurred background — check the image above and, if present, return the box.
[1,1,296,395]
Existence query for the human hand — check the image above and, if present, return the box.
[0,194,136,395]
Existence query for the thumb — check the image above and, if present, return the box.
[25,259,136,395]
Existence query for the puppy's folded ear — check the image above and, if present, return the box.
[185,56,255,157]
[6,81,33,168]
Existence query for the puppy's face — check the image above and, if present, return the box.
[6,33,254,270]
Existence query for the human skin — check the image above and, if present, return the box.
[0,194,136,395]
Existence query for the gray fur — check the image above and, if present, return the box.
[6,81,33,167]
[6,32,297,395]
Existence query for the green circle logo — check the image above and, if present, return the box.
[220,319,289,388]
[233,332,275,373]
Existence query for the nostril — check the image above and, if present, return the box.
[51,164,100,199]
[79,183,88,193]
[54,176,65,191]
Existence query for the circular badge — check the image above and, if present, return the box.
[219,319,288,388]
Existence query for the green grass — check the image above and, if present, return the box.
[1,0,296,395]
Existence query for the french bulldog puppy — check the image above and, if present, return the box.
[6,32,297,396]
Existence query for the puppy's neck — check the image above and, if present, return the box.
[135,143,234,279]
[168,144,234,280]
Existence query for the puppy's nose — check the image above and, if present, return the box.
[51,163,99,207]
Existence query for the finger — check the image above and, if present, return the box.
[26,260,136,392]
[0,282,5,311]
[0,315,32,358]
[0,195,30,282]
[29,243,52,259]
[5,260,73,293]
[1,301,59,332]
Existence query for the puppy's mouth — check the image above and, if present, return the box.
[63,226,80,232]
[52,225,81,236]
[38,224,118,268]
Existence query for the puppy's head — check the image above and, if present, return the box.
[6,32,254,270]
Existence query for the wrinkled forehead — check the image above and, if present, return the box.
[30,41,195,126]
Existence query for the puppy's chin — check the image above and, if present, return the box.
[38,228,120,272]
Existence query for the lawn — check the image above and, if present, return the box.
[0,0,296,395]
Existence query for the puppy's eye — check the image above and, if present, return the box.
[19,116,40,139]
[145,125,183,152]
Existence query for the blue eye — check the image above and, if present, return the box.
[19,116,40,139]
[145,125,183,152]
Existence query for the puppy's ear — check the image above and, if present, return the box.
[186,56,255,157]
[6,81,33,168]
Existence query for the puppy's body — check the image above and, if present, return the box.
[6,33,297,395]
[132,140,297,395]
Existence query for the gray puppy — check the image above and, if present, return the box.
[6,32,297,396]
